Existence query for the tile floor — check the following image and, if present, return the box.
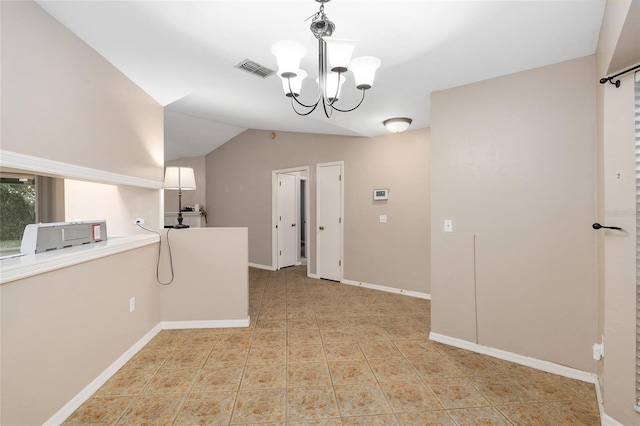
[64,266,601,425]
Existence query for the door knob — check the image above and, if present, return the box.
[319,226,325,230]
[291,223,296,227]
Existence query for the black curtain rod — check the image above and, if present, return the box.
[599,64,640,88]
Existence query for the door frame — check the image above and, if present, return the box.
[272,166,310,270]
[315,161,344,282]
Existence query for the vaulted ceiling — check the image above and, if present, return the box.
[37,1,606,160]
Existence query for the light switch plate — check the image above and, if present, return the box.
[444,219,453,233]
[379,215,387,223]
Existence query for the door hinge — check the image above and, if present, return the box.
[279,181,282,186]
[339,217,342,224]
[339,260,342,266]
[279,250,282,255]
[339,174,342,181]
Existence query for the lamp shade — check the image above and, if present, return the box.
[349,56,381,90]
[383,117,412,133]
[280,69,307,97]
[164,167,196,190]
[324,38,357,73]
[317,73,346,102]
[271,40,306,77]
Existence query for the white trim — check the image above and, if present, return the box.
[594,374,606,425]
[0,150,163,189]
[271,166,310,271]
[161,318,251,329]
[44,317,251,425]
[602,413,625,426]
[271,170,278,269]
[43,323,163,426]
[342,278,431,300]
[307,272,320,279]
[249,262,276,271]
[0,235,159,285]
[429,332,596,384]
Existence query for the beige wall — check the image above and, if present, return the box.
[0,3,168,424]
[430,56,598,371]
[0,0,164,231]
[0,0,164,183]
[205,129,430,294]
[0,245,161,425]
[65,179,163,234]
[164,156,207,214]
[596,1,639,424]
[159,228,249,322]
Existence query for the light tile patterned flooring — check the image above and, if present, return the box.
[65,266,600,425]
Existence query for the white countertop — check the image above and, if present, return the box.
[0,234,159,285]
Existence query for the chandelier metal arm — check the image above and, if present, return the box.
[287,77,322,109]
[290,96,320,116]
[322,97,334,118]
[326,71,342,106]
[329,88,366,113]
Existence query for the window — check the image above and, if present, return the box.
[0,174,35,256]
[0,173,66,257]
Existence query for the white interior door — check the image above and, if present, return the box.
[277,173,297,268]
[317,162,342,281]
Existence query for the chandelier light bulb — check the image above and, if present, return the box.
[350,56,381,90]
[280,69,308,97]
[324,38,358,73]
[271,40,306,78]
[317,73,346,101]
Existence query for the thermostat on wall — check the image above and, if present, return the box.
[373,189,389,200]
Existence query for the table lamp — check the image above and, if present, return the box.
[164,166,196,228]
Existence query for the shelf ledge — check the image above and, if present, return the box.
[0,234,159,285]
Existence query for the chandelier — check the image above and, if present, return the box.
[271,0,381,118]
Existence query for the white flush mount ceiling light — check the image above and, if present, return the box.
[383,117,413,133]
[271,0,381,118]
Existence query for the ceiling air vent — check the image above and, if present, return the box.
[235,59,275,79]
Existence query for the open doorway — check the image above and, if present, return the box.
[272,166,309,271]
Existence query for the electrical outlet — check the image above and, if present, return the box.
[134,218,145,226]
[129,297,135,313]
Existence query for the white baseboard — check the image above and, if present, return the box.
[307,272,319,279]
[44,323,163,425]
[602,413,625,426]
[592,373,632,426]
[249,262,275,271]
[594,374,605,425]
[429,332,596,384]
[45,317,251,425]
[161,318,250,329]
[342,278,431,300]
